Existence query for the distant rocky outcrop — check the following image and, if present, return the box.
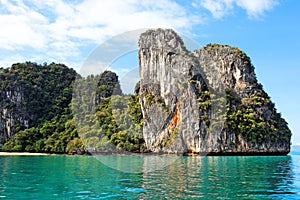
[94,70,122,106]
[138,29,291,155]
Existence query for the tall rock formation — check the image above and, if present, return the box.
[138,29,291,155]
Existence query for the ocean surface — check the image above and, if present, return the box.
[0,154,300,199]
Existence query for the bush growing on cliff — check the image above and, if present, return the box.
[225,90,291,145]
[195,87,291,146]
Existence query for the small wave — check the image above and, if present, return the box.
[99,194,124,199]
[76,190,92,194]
[122,187,146,193]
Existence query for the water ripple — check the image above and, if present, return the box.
[0,155,299,199]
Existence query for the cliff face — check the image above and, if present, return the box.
[139,29,205,153]
[138,29,291,155]
[0,62,77,145]
[0,88,28,143]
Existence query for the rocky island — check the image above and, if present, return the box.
[0,29,291,155]
[138,29,291,155]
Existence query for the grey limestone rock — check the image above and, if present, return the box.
[138,29,291,155]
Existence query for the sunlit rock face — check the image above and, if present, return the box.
[138,29,291,155]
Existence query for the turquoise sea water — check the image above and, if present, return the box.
[0,155,299,199]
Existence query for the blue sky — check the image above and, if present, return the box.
[0,0,299,145]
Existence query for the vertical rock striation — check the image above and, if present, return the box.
[138,29,291,155]
[138,29,206,153]
[0,88,28,143]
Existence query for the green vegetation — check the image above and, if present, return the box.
[226,90,291,144]
[145,92,169,112]
[0,62,83,154]
[204,43,251,64]
[70,71,144,152]
[0,62,144,154]
[196,86,291,145]
[77,94,144,152]
[198,90,211,111]
[0,60,291,154]
[233,47,250,63]
[162,128,178,147]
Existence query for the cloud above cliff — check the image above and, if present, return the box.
[0,0,203,68]
[0,0,280,69]
[0,0,199,49]
[193,0,279,19]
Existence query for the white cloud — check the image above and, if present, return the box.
[236,0,279,18]
[0,0,48,50]
[194,0,279,19]
[0,0,202,70]
[0,54,26,68]
[0,0,279,70]
[197,0,234,19]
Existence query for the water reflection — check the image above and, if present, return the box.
[141,156,296,199]
[0,155,299,199]
[95,154,179,173]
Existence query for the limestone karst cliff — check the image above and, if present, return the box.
[138,29,291,155]
[0,31,292,155]
[0,62,79,152]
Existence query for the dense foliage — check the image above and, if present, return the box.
[0,63,144,154]
[0,62,85,154]
[0,62,77,126]
[225,89,291,145]
[73,73,144,152]
[196,87,291,145]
